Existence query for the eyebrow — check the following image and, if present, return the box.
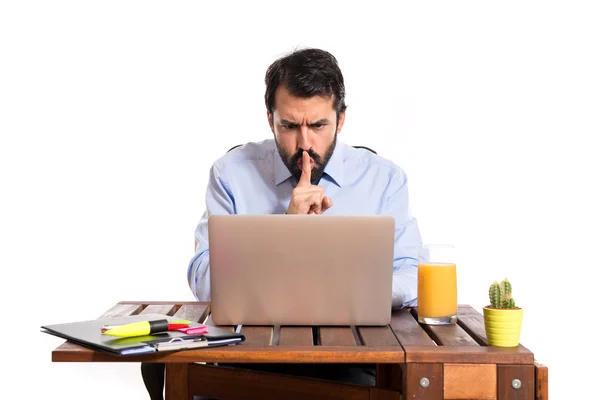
[280,118,331,127]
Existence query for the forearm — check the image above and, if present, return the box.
[188,163,235,301]
[187,249,211,302]
[391,259,418,309]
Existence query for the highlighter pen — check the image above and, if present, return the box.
[101,319,191,332]
[101,319,190,337]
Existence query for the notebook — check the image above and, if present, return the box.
[41,313,245,356]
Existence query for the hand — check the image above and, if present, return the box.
[286,151,333,215]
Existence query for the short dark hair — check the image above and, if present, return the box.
[264,48,347,122]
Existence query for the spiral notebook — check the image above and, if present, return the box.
[41,313,245,356]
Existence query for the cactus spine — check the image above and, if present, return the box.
[488,279,517,308]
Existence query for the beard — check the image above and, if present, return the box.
[276,134,337,185]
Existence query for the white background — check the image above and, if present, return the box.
[1,1,598,399]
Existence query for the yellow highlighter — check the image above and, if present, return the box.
[101,319,190,337]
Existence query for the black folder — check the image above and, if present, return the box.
[41,313,245,356]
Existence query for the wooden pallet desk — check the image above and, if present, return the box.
[50,301,548,400]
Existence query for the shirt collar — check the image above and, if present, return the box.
[321,140,344,187]
[273,149,293,186]
[273,141,345,187]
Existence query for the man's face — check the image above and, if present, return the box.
[268,85,345,184]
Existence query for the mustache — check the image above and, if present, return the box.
[289,148,322,166]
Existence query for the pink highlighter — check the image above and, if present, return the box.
[177,325,209,335]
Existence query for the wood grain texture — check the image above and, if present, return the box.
[369,387,401,400]
[140,304,179,316]
[403,346,534,364]
[279,327,313,346]
[52,344,404,363]
[320,327,358,346]
[240,326,274,346]
[357,326,400,346]
[404,363,443,400]
[172,304,209,323]
[424,324,480,346]
[409,308,479,346]
[165,363,191,400]
[457,304,489,345]
[97,303,144,318]
[534,361,548,400]
[390,308,435,346]
[376,364,403,392]
[187,363,371,400]
[443,363,496,399]
[118,301,210,305]
[497,364,534,400]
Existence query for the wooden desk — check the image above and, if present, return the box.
[51,301,548,400]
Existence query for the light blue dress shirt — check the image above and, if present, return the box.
[187,138,424,309]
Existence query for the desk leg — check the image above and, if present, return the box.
[535,362,549,400]
[165,363,191,400]
[403,363,443,399]
[497,364,534,400]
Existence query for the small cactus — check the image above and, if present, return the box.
[488,279,517,309]
[501,278,512,298]
[489,281,502,308]
[504,295,515,309]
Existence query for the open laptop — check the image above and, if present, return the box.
[208,214,395,326]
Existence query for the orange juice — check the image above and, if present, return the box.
[417,262,457,319]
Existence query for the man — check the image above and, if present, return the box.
[142,48,424,399]
[188,48,422,308]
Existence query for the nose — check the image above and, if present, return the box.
[297,125,311,151]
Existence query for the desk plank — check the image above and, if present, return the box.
[279,327,313,346]
[457,304,489,345]
[319,327,357,346]
[357,326,400,346]
[117,301,210,305]
[172,304,210,323]
[52,345,405,363]
[423,324,479,346]
[390,308,434,346]
[140,304,178,316]
[403,345,534,364]
[444,363,497,399]
[98,303,144,318]
[240,326,274,346]
[409,307,479,346]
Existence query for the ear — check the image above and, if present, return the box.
[336,112,346,134]
[267,111,274,134]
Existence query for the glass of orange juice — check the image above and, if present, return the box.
[417,244,457,325]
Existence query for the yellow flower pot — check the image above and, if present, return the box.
[483,307,523,347]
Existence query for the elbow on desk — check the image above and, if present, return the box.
[188,249,211,302]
